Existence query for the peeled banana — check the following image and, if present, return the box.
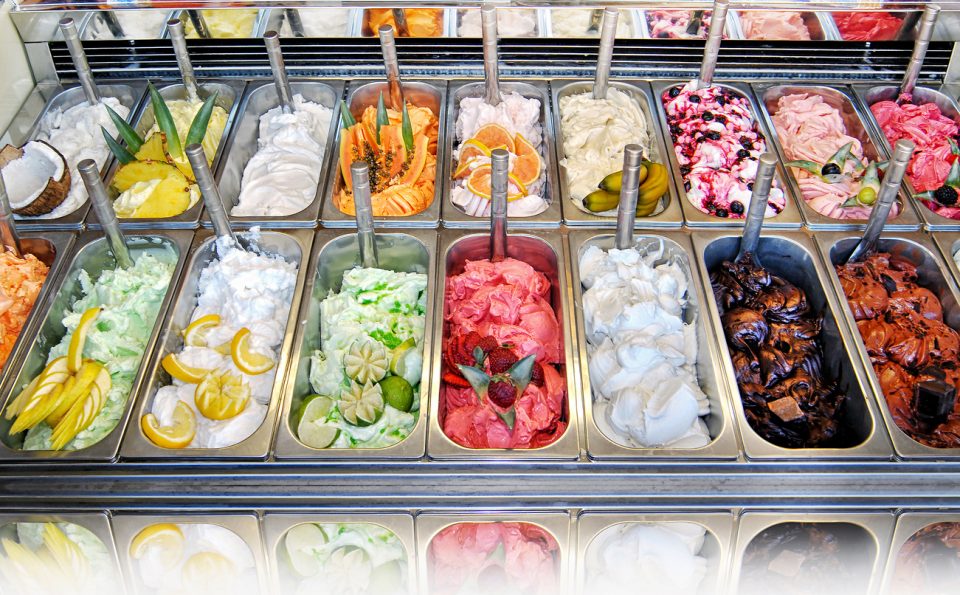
[584,162,669,216]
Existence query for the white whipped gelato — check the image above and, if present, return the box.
[559,87,650,206]
[150,238,298,448]
[278,8,353,37]
[580,242,711,448]
[457,9,538,37]
[585,522,710,595]
[232,94,332,217]
[85,10,168,40]
[551,9,635,37]
[28,97,129,220]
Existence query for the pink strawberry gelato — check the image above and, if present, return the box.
[645,10,724,39]
[441,257,567,449]
[739,12,812,40]
[427,522,560,595]
[662,82,787,219]
[833,12,904,41]
[772,92,900,220]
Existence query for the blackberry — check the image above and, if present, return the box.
[934,185,959,206]
[737,149,750,159]
[670,124,682,134]
[741,140,753,150]
[715,115,727,124]
[716,96,726,106]
[668,87,681,98]
[730,201,745,215]
[821,163,842,176]
[715,208,729,218]
[747,182,754,191]
[739,136,751,146]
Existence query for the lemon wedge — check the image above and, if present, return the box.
[181,551,236,586]
[183,314,221,347]
[230,328,275,375]
[130,523,184,570]
[161,353,210,384]
[141,401,196,449]
[195,372,250,420]
[67,307,101,374]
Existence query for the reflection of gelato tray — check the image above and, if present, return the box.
[121,229,312,460]
[576,512,734,595]
[207,79,343,228]
[639,10,743,39]
[263,512,416,595]
[0,231,192,462]
[113,513,267,595]
[544,8,643,38]
[815,232,960,459]
[321,80,446,228]
[274,229,437,460]
[166,9,267,39]
[932,232,960,288]
[454,8,545,38]
[417,512,570,595]
[692,231,893,459]
[731,11,837,41]
[552,80,681,228]
[730,512,893,595]
[82,10,174,40]
[358,8,452,38]
[5,81,146,230]
[880,512,960,594]
[262,8,359,37]
[568,231,739,459]
[427,231,581,460]
[754,83,922,230]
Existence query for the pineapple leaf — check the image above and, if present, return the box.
[339,100,356,128]
[507,354,536,394]
[185,91,219,150]
[104,103,143,153]
[456,364,490,399]
[497,408,516,431]
[401,102,414,153]
[148,82,182,159]
[101,126,136,164]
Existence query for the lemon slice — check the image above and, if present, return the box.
[161,353,211,384]
[183,314,221,347]
[195,372,250,420]
[284,523,327,577]
[67,307,101,374]
[45,361,102,427]
[390,338,423,387]
[130,523,184,570]
[296,395,339,449]
[141,401,196,449]
[340,382,384,427]
[230,328,275,376]
[181,551,236,586]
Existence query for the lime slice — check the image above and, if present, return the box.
[390,338,423,386]
[329,546,373,587]
[369,559,404,593]
[284,523,327,577]
[296,395,339,449]
[379,376,414,413]
[295,394,325,427]
[341,383,384,427]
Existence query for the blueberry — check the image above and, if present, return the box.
[670,124,682,134]
[715,115,727,124]
[715,208,729,218]
[730,201,745,215]
[668,87,681,98]
[689,95,701,103]
[741,140,753,150]
[747,182,754,191]
[684,181,691,191]
[737,149,750,159]
[702,111,714,121]
[680,165,691,175]
[717,96,726,106]
[707,131,722,141]
[739,136,751,145]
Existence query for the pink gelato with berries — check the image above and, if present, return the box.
[645,10,724,39]
[662,81,787,219]
[441,257,567,449]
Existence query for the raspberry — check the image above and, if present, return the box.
[487,347,518,375]
[478,336,498,354]
[488,380,517,409]
[442,371,471,388]
[530,363,545,388]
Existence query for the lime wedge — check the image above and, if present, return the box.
[379,376,414,413]
[390,338,423,386]
[296,395,340,449]
[284,523,327,577]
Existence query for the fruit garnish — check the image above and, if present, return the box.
[456,353,536,431]
[390,337,423,386]
[195,372,251,420]
[42,523,89,582]
[148,82,182,159]
[49,366,110,450]
[918,142,960,206]
[472,123,516,153]
[185,92,220,150]
[135,132,166,161]
[7,357,70,434]
[375,92,390,144]
[459,138,491,162]
[465,165,526,201]
[230,327,275,376]
[183,314,221,348]
[45,360,103,427]
[128,175,192,219]
[512,133,542,186]
[340,382,384,427]
[284,523,327,577]
[129,523,184,570]
[401,102,415,153]
[343,338,389,384]
[162,353,211,384]
[181,551,236,586]
[67,307,101,374]
[112,160,189,193]
[105,102,143,154]
[141,401,196,448]
[379,375,414,412]
[453,158,477,179]
[296,395,339,449]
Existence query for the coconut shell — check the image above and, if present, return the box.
[0,141,71,217]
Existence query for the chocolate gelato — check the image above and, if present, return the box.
[891,522,960,594]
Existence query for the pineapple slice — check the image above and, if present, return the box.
[131,175,193,219]
[112,160,186,193]
[135,132,167,162]
[170,152,198,182]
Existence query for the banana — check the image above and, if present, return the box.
[599,171,622,193]
[584,189,620,213]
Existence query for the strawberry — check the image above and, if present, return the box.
[442,371,472,388]
[463,331,483,354]
[478,335,499,354]
[487,347,518,375]
[488,380,517,409]
[530,362,545,388]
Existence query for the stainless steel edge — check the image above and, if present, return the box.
[932,231,960,287]
[690,230,894,460]
[120,228,313,460]
[817,11,843,40]
[567,229,739,460]
[852,83,960,231]
[205,78,344,229]
[320,80,446,229]
[427,229,582,461]
[877,511,960,594]
[552,80,682,228]
[94,79,246,231]
[443,80,561,229]
[751,82,922,231]
[273,227,437,460]
[650,79,804,229]
[812,230,960,459]
[0,230,193,462]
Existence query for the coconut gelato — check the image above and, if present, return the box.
[85,10,168,40]
[551,8,634,38]
[458,8,538,37]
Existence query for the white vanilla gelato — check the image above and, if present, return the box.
[85,10,168,40]
[559,87,650,206]
[580,242,711,448]
[278,8,353,37]
[585,522,710,595]
[458,9,538,37]
[232,94,332,217]
[28,97,129,220]
[551,9,635,38]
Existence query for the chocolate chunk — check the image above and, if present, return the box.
[769,396,805,422]
[767,549,807,578]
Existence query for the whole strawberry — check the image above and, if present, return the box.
[487,347,519,375]
[488,380,518,409]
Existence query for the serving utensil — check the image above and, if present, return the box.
[186,143,237,247]
[696,0,728,90]
[264,31,295,114]
[613,145,644,249]
[167,18,201,103]
[185,10,211,39]
[736,153,777,263]
[378,25,405,110]
[391,8,410,37]
[78,159,132,268]
[284,8,306,37]
[0,175,22,258]
[898,5,940,100]
[351,162,379,268]
[59,18,100,105]
[593,8,619,100]
[481,5,502,107]
[489,148,509,261]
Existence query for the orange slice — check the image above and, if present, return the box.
[473,124,515,153]
[513,133,542,186]
[465,165,527,202]
[459,138,491,163]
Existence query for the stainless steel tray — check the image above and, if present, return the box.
[112,512,268,595]
[121,229,312,460]
[753,82,922,231]
[878,511,960,594]
[273,228,437,460]
[206,78,344,229]
[813,231,960,459]
[10,82,147,231]
[416,512,572,595]
[651,80,803,229]
[552,80,682,228]
[731,10,835,41]
[932,231,960,287]
[443,80,562,229]
[567,230,739,459]
[427,230,582,460]
[691,231,893,459]
[262,7,360,37]
[0,230,192,462]
[542,8,643,38]
[452,7,545,37]
[320,80,446,229]
[729,511,895,595]
[853,84,960,231]
[95,79,245,230]
[575,511,735,595]
[262,512,417,595]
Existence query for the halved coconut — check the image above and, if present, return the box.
[0,141,71,217]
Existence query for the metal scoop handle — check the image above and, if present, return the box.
[186,10,211,39]
[391,8,410,37]
[101,11,125,39]
[351,161,379,268]
[900,5,940,97]
[737,153,777,261]
[587,9,604,34]
[482,6,502,107]
[697,0,728,90]
[490,148,509,262]
[686,10,705,36]
[593,8,619,100]
[378,25,405,110]
[59,18,100,105]
[614,145,644,250]
[167,18,200,103]
[284,8,306,37]
[186,144,236,245]
[0,174,22,258]
[264,31,295,115]
[78,159,132,269]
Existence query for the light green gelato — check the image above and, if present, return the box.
[307,267,427,448]
[23,250,176,451]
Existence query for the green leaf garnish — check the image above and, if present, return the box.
[376,92,389,145]
[401,102,414,153]
[456,364,490,399]
[104,103,143,153]
[101,126,135,164]
[507,354,536,394]
[497,408,516,431]
[339,100,356,128]
[148,82,182,159]
[185,91,219,151]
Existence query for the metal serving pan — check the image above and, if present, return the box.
[878,511,960,594]
[81,10,173,40]
[543,8,643,38]
[95,79,244,231]
[262,512,417,595]
[639,9,743,39]
[651,80,803,229]
[416,512,572,595]
[731,10,834,41]
[427,230,581,460]
[568,230,738,459]
[553,80,682,228]
[0,231,191,462]
[113,512,267,595]
[321,80,446,228]
[121,229,312,460]
[8,81,147,231]
[274,228,436,459]
[754,83,921,231]
[166,9,266,39]
[206,79,343,229]
[729,511,894,595]
[453,7,545,37]
[932,231,960,287]
[691,231,893,459]
[575,511,735,595]
[443,80,561,228]
[854,84,960,230]
[262,8,360,37]
[356,8,453,38]
[814,231,960,459]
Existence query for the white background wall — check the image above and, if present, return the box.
[0,1,36,141]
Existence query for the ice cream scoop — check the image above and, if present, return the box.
[78,160,132,268]
[264,31,295,115]
[186,144,237,247]
[482,6,502,107]
[167,18,200,103]
[59,18,99,105]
